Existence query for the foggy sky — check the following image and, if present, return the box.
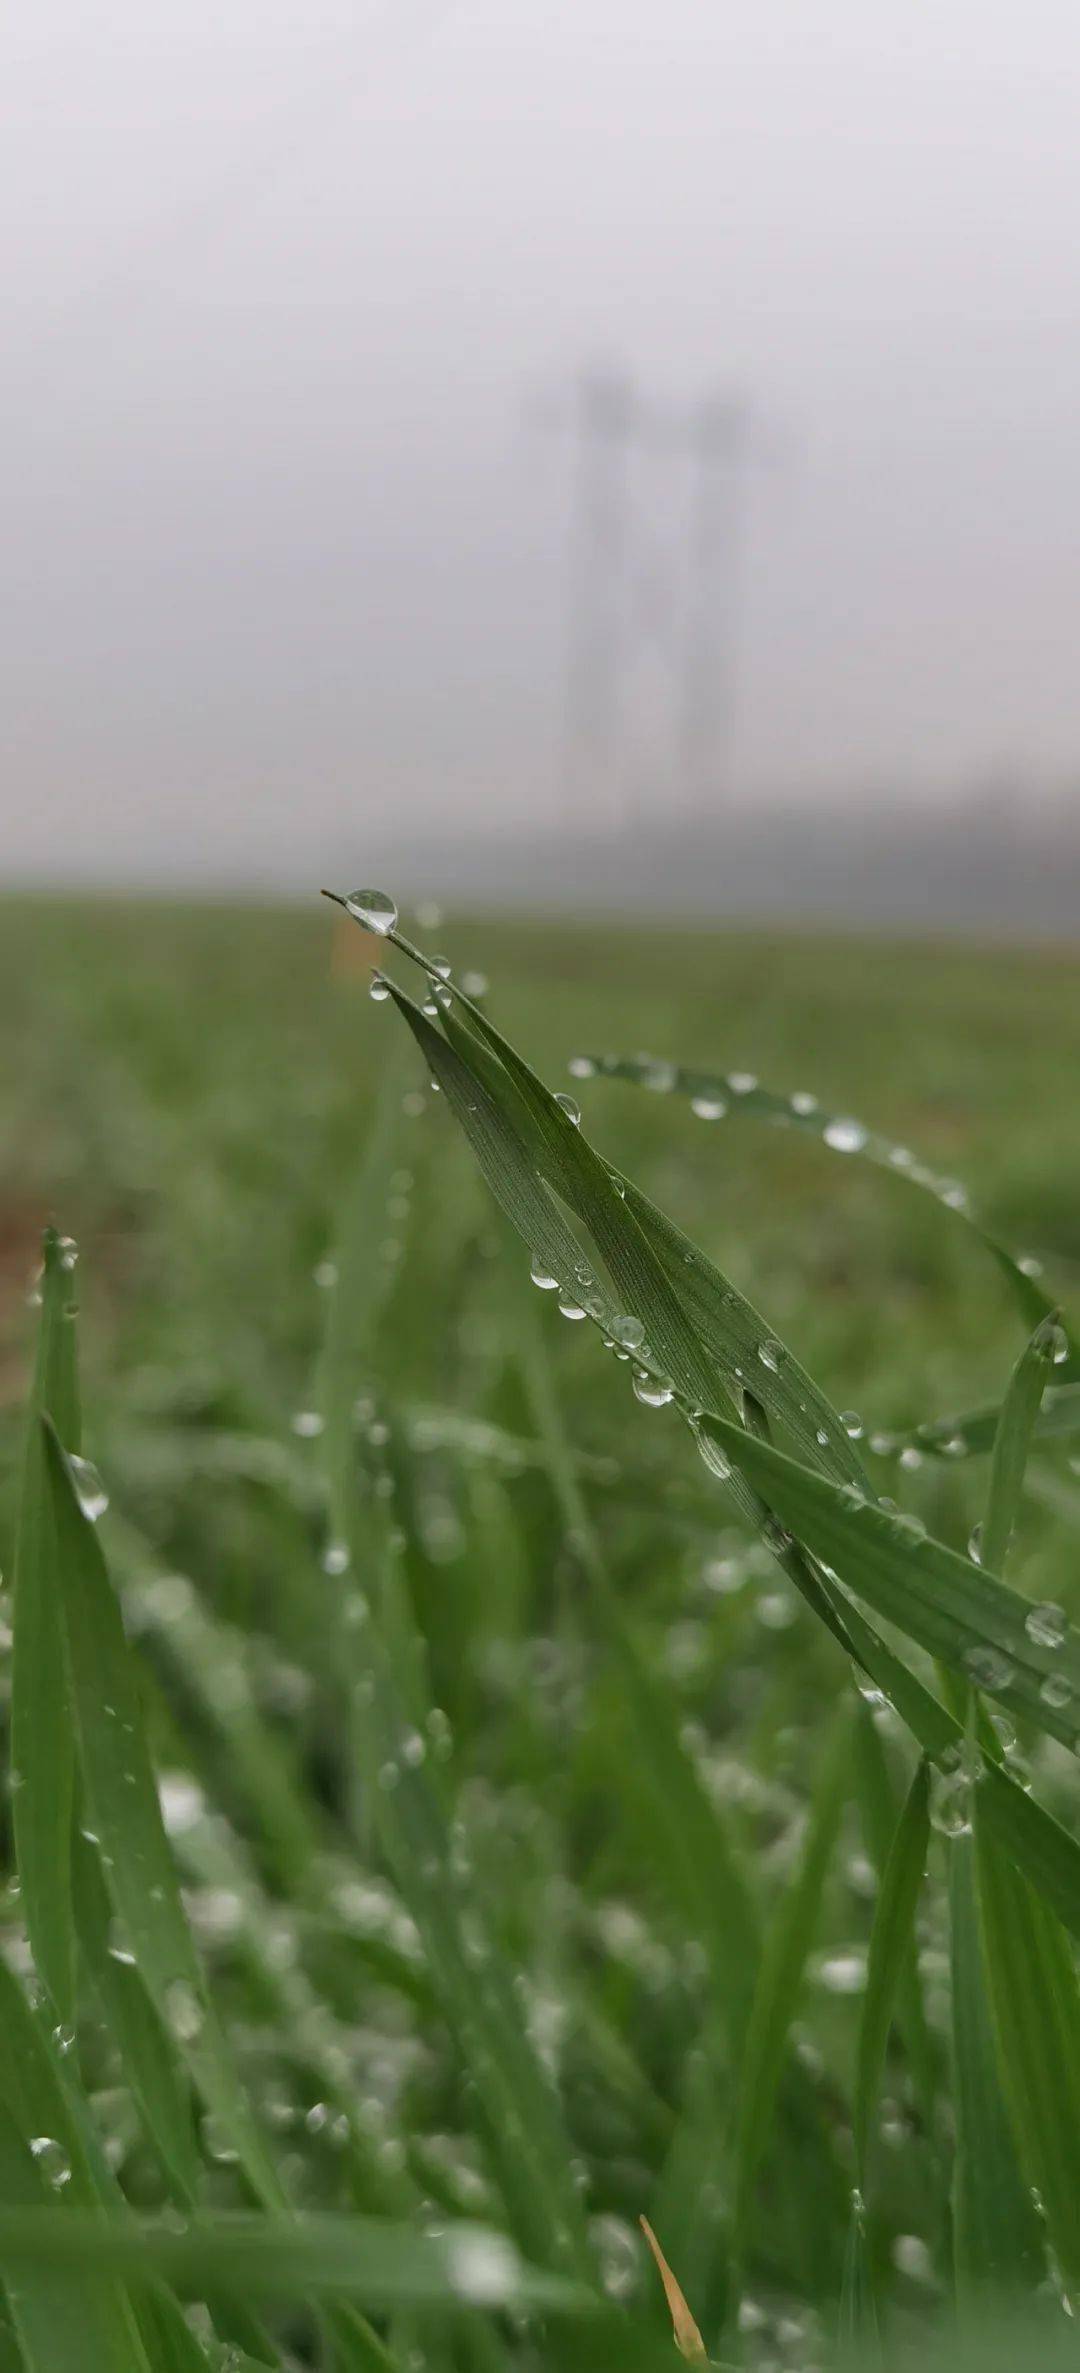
[5,0,1080,884]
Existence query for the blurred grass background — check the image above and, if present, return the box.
[4,894,1079,1440]
[2,894,1080,2359]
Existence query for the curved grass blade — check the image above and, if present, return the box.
[693,1410,1080,1752]
[582,1052,1060,1342]
[325,890,870,1511]
[12,1226,81,2021]
[949,1833,1042,2311]
[41,1419,283,2210]
[853,1758,930,2190]
[380,942,871,1498]
[364,920,1080,1953]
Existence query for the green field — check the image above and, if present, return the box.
[2,892,1080,2369]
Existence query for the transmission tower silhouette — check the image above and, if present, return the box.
[547,366,755,830]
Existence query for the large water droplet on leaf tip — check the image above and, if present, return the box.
[70,1455,108,1522]
[344,888,397,934]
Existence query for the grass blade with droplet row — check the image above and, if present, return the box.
[693,1410,1080,1751]
[583,1052,1060,1343]
[41,1419,283,2210]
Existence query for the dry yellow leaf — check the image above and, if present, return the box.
[639,2216,707,2361]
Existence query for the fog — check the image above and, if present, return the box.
[5,1,1080,892]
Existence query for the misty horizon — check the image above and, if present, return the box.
[5,1,1080,888]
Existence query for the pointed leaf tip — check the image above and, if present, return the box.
[640,2218,707,2360]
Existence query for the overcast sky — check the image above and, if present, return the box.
[5,0,1080,881]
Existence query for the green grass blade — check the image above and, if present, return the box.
[516,1306,760,2035]
[0,2109,152,2373]
[41,1419,283,2209]
[70,1826,202,2201]
[853,1758,929,2188]
[949,1832,1042,2310]
[852,1710,937,2137]
[982,1313,1062,1575]
[583,1051,1059,1341]
[730,1707,852,2266]
[975,1812,1080,2293]
[871,1382,1080,1469]
[977,1763,1080,1944]
[693,1410,1080,1752]
[837,2197,880,2366]
[0,2212,596,2319]
[393,948,870,1495]
[11,1227,81,2020]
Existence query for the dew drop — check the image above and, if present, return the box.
[929,1765,973,1838]
[611,1314,645,1351]
[568,1055,596,1079]
[369,976,390,1003]
[967,1523,983,1565]
[344,888,397,935]
[726,1071,758,1095]
[840,1410,864,1440]
[824,1118,869,1154]
[70,1455,108,1522]
[321,1540,350,1576]
[530,1259,559,1291]
[1025,1601,1068,1650]
[290,1410,324,1439]
[632,1370,673,1407]
[691,1094,727,1120]
[757,1339,783,1374]
[165,1978,204,2043]
[444,2228,522,2305]
[790,1091,818,1116]
[554,1093,581,1127]
[696,1434,732,1482]
[964,1644,1015,1692]
[107,1918,136,1967]
[29,2136,71,2190]
[558,1299,587,1321]
[1041,1671,1073,1711]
